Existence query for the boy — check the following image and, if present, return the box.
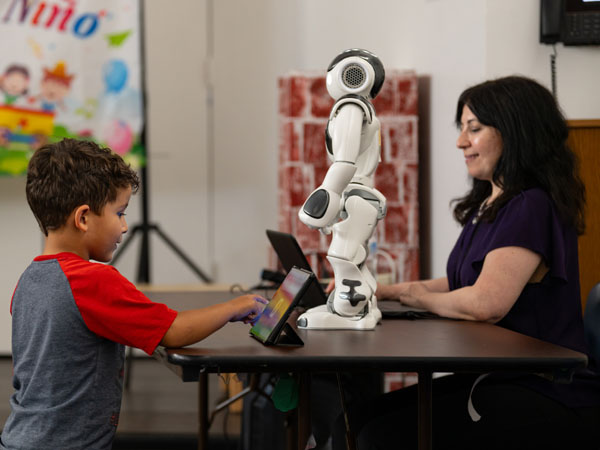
[0,138,266,450]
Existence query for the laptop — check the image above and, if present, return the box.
[266,229,328,309]
[266,229,439,320]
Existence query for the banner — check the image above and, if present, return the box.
[0,0,144,175]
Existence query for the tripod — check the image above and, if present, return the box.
[111,165,212,389]
[110,1,211,285]
[110,1,213,388]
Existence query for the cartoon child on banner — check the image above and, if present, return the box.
[0,64,34,148]
[37,61,74,113]
[0,64,30,106]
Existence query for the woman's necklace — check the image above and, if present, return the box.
[472,198,489,224]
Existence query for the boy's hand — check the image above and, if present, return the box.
[228,294,268,324]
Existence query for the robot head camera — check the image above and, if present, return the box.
[326,49,385,101]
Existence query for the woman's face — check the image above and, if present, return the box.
[456,105,503,183]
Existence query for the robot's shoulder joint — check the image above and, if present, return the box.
[329,94,374,124]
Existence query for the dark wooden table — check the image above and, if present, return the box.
[147,288,588,450]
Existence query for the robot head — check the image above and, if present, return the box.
[326,49,385,101]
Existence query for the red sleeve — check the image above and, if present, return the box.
[10,281,19,315]
[61,259,178,355]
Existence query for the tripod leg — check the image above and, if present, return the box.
[112,225,144,391]
[151,224,213,283]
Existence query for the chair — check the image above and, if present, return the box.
[584,282,600,363]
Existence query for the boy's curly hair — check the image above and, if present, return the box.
[26,138,140,236]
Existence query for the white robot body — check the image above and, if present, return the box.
[326,98,381,186]
[297,49,387,331]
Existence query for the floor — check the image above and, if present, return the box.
[0,356,243,450]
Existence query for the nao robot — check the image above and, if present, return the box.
[297,49,386,330]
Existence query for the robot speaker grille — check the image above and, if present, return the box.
[342,64,366,89]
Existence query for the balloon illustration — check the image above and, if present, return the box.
[103,119,132,155]
[103,59,128,93]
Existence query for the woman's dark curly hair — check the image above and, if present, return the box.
[452,75,586,235]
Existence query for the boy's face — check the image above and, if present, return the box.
[85,186,132,262]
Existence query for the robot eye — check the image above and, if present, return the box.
[342,64,366,89]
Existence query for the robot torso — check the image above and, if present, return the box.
[326,95,382,188]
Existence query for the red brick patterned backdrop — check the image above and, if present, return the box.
[277,70,419,284]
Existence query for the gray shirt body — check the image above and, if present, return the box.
[1,258,124,450]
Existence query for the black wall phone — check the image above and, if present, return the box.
[541,0,600,45]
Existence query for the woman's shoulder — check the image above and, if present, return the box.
[513,187,551,202]
[489,188,557,231]
[504,187,553,214]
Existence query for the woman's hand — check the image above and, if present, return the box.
[375,282,410,302]
[325,279,335,294]
[375,278,448,304]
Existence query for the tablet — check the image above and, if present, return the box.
[250,266,314,345]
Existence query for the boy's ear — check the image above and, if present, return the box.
[73,205,91,232]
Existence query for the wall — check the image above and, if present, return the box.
[0,0,599,353]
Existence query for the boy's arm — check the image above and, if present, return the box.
[160,294,266,348]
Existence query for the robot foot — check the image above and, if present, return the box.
[296,304,381,330]
[339,279,367,307]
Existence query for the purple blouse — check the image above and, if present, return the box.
[447,187,600,407]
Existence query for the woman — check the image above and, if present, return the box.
[332,76,600,450]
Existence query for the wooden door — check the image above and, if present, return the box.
[568,120,600,311]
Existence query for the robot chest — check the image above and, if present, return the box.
[353,150,379,179]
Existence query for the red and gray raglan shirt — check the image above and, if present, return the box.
[0,252,177,450]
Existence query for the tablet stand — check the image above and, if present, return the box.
[272,322,304,347]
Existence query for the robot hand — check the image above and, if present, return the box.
[298,188,341,231]
[298,160,356,230]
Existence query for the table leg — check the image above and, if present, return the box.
[198,372,209,450]
[297,373,311,450]
[286,411,298,450]
[418,370,432,450]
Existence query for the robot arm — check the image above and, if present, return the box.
[298,104,365,229]
[328,102,364,162]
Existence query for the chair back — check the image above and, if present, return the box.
[584,282,600,364]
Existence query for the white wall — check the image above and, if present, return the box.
[1,0,599,353]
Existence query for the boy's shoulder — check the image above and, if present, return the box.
[21,252,141,313]
[13,253,129,314]
[32,252,127,287]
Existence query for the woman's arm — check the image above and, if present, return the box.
[376,277,449,301]
[390,246,542,323]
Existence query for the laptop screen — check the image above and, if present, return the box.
[266,230,327,309]
[266,229,312,273]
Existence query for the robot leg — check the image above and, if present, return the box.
[296,195,381,330]
[328,195,379,317]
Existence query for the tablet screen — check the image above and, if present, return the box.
[250,267,313,343]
